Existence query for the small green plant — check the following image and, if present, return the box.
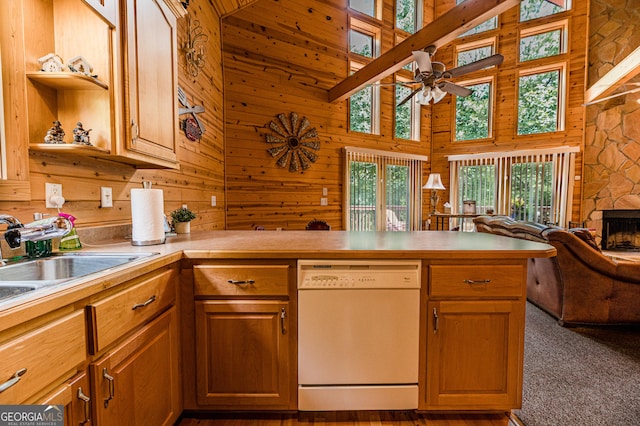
[170,206,196,223]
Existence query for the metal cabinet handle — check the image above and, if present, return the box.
[0,368,27,393]
[132,295,156,310]
[280,307,287,335]
[227,279,255,285]
[77,387,91,424]
[463,279,491,285]
[131,120,139,143]
[433,308,439,334]
[103,368,115,408]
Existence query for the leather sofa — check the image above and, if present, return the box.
[474,215,640,326]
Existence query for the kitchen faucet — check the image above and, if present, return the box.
[0,214,72,260]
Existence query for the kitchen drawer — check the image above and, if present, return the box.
[0,311,86,404]
[194,265,289,296]
[430,264,524,299]
[87,268,176,354]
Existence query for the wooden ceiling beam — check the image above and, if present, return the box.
[585,46,640,104]
[328,0,521,103]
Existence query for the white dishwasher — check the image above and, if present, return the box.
[297,259,421,411]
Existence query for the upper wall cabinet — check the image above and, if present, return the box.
[116,0,179,167]
[23,0,184,169]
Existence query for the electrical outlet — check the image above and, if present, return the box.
[211,195,217,206]
[101,187,113,208]
[45,183,64,208]
[320,197,328,206]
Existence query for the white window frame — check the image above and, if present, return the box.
[453,76,496,142]
[518,19,568,63]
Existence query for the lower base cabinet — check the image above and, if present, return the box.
[424,300,524,410]
[90,307,180,425]
[38,370,92,426]
[194,300,290,409]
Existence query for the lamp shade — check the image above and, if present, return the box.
[423,173,445,190]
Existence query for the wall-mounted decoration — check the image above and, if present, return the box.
[182,16,208,78]
[177,85,205,141]
[265,113,320,172]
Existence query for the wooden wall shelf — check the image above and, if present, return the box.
[30,143,110,155]
[26,72,109,90]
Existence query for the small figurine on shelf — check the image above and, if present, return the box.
[43,120,66,144]
[72,122,92,146]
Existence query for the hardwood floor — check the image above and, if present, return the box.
[178,411,516,425]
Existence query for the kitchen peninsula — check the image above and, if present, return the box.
[0,231,555,424]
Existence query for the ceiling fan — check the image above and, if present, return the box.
[396,45,504,106]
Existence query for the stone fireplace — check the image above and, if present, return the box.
[602,210,640,251]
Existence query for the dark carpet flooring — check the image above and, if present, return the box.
[512,303,640,426]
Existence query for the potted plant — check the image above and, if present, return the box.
[170,206,196,234]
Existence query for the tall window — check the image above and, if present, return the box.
[396,0,421,34]
[448,147,578,227]
[455,80,493,141]
[517,66,564,135]
[345,147,426,231]
[395,78,420,140]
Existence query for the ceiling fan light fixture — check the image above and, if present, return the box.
[432,85,447,103]
[416,87,432,104]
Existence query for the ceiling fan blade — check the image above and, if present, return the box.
[397,86,422,107]
[412,50,432,75]
[445,54,504,78]
[439,81,473,97]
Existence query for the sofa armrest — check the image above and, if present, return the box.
[544,229,640,284]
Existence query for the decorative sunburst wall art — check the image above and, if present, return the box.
[265,113,320,172]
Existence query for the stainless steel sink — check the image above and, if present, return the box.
[0,252,157,302]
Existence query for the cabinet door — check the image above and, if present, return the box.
[90,308,180,426]
[424,301,524,410]
[121,0,178,167]
[39,371,93,426]
[195,300,291,408]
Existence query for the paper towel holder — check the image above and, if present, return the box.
[131,181,166,246]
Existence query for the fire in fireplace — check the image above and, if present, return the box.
[602,210,640,251]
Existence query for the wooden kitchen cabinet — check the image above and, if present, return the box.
[195,300,291,408]
[117,0,179,168]
[18,0,181,169]
[90,307,181,426]
[0,310,86,405]
[422,262,527,411]
[38,370,93,426]
[191,262,294,409]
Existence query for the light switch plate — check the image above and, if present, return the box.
[101,187,113,208]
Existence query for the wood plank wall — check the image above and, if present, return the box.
[0,0,226,233]
[222,0,434,230]
[223,0,589,230]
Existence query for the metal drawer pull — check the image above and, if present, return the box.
[433,308,439,334]
[132,294,156,310]
[0,368,27,393]
[463,279,491,285]
[227,279,255,285]
[103,368,115,408]
[77,387,91,424]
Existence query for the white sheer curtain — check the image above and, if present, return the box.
[344,147,427,231]
[448,146,578,227]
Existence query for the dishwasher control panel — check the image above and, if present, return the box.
[297,259,420,289]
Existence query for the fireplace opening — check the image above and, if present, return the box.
[602,210,640,251]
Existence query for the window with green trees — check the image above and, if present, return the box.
[455,81,491,141]
[520,28,563,62]
[350,29,374,57]
[396,0,420,34]
[350,85,374,133]
[456,0,497,36]
[517,69,561,135]
[520,0,568,22]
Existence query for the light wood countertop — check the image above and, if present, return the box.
[0,230,555,331]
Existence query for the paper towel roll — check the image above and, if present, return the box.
[131,188,166,245]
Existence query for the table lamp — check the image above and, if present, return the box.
[423,173,446,214]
